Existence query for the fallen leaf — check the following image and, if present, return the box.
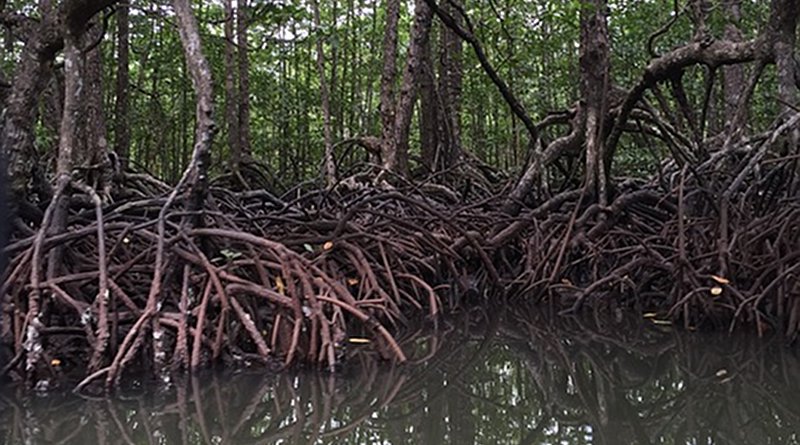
[303,243,314,253]
[275,276,285,295]
[643,312,658,319]
[716,369,728,377]
[651,319,672,325]
[711,275,730,284]
[348,337,371,344]
[347,278,360,286]
[710,286,723,296]
[323,241,334,251]
[51,359,61,367]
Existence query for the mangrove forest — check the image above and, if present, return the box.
[0,0,799,397]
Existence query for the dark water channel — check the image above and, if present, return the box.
[2,309,800,444]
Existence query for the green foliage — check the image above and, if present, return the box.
[80,0,776,184]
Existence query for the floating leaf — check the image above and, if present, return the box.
[710,286,723,296]
[323,241,334,251]
[348,337,370,344]
[711,275,730,284]
[347,277,360,286]
[275,276,285,295]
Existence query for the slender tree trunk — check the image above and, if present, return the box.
[690,0,711,40]
[311,0,336,186]
[378,0,400,173]
[55,34,81,187]
[579,0,610,204]
[236,0,251,159]
[45,30,83,278]
[419,27,438,171]
[81,41,112,195]
[172,0,215,200]
[437,0,463,168]
[390,0,434,176]
[769,0,800,191]
[114,2,130,170]
[722,0,744,132]
[223,0,240,168]
[771,0,799,120]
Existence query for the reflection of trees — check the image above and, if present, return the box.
[3,309,800,444]
[502,308,800,445]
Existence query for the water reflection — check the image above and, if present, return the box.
[3,309,800,444]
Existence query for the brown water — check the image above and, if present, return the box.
[2,309,800,444]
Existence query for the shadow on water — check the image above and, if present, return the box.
[2,307,800,444]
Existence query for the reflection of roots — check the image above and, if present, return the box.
[0,364,407,444]
[0,311,492,444]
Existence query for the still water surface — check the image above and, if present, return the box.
[2,309,800,444]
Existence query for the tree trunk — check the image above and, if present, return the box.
[771,0,799,121]
[390,0,434,176]
[311,0,337,186]
[223,0,240,168]
[579,0,610,204]
[113,2,130,170]
[2,12,60,208]
[419,28,438,171]
[437,0,463,169]
[236,0,251,159]
[378,0,400,174]
[721,0,744,132]
[172,0,215,200]
[80,39,112,195]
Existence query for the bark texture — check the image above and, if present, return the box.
[224,0,240,167]
[236,0,251,159]
[579,0,610,203]
[378,0,400,173]
[389,0,434,176]
[113,2,130,169]
[312,0,337,185]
